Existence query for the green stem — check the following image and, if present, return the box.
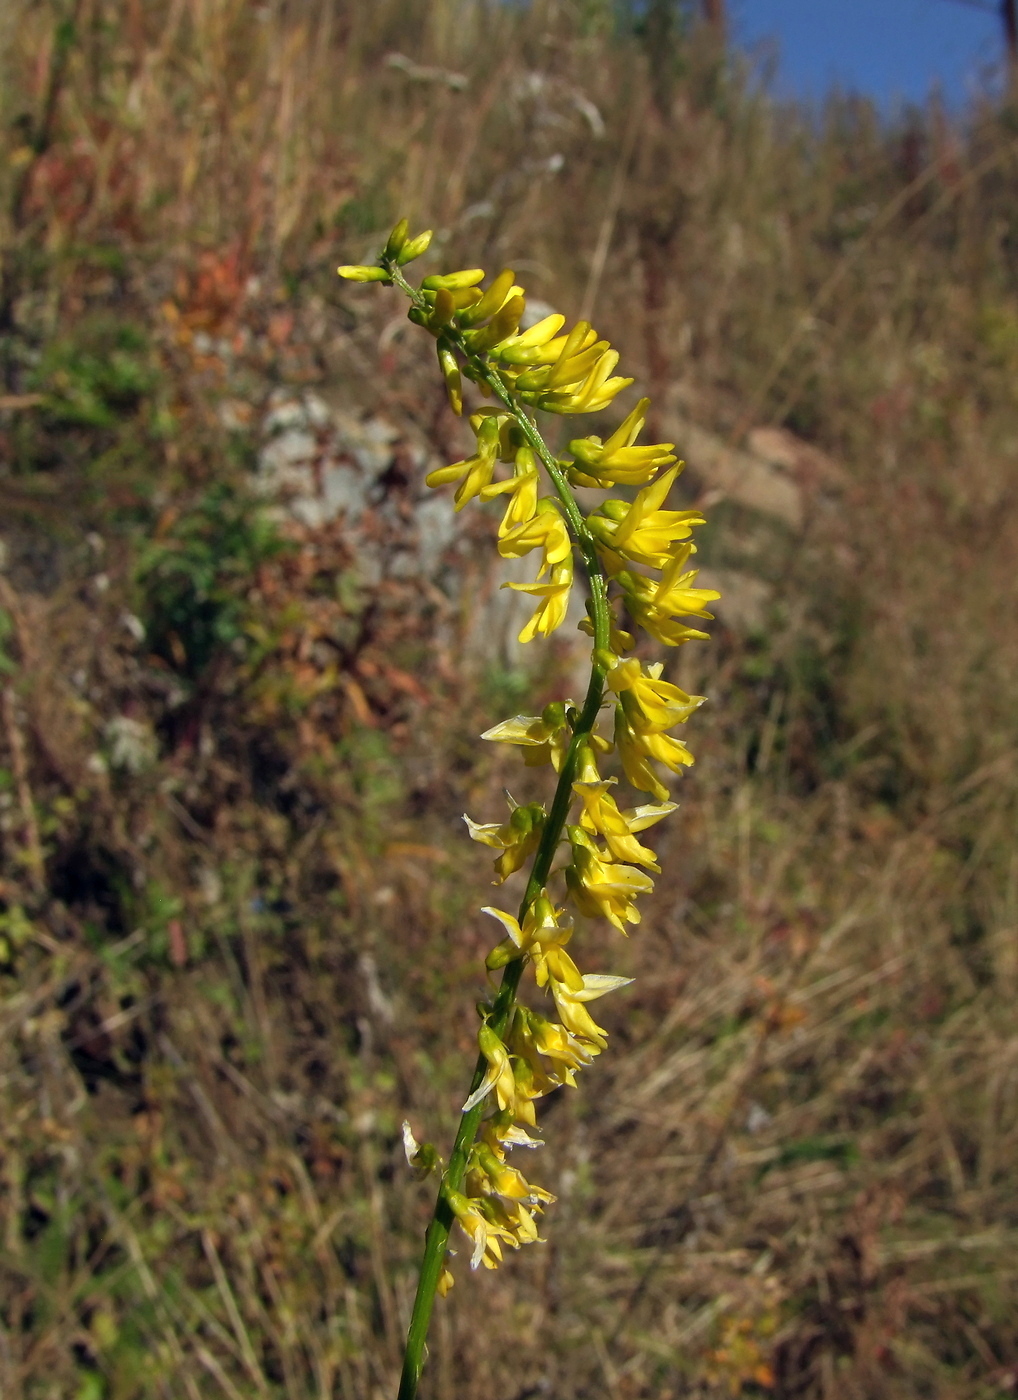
[389,261,612,1400]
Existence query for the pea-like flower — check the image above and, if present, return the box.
[504,558,574,643]
[564,827,655,932]
[456,268,521,329]
[465,800,546,884]
[510,1052,559,1122]
[608,657,705,732]
[481,1111,544,1153]
[511,321,604,391]
[570,741,675,868]
[498,498,572,575]
[480,445,541,536]
[469,1143,556,1208]
[445,1189,519,1270]
[493,499,575,641]
[622,580,714,648]
[425,412,506,510]
[536,347,634,415]
[463,1023,520,1114]
[512,1006,596,1076]
[567,397,676,486]
[482,897,579,990]
[645,547,722,621]
[588,465,705,568]
[490,312,566,366]
[615,548,719,650]
[550,971,634,1049]
[572,775,672,869]
[483,1193,545,1249]
[480,700,578,772]
[615,705,697,801]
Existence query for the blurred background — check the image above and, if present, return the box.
[1,1,1017,1396]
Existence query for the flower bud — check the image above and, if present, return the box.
[598,499,630,522]
[397,228,433,264]
[437,339,463,415]
[485,939,519,971]
[422,269,486,291]
[383,218,409,260]
[458,269,516,327]
[464,296,526,353]
[337,265,391,283]
[430,288,456,329]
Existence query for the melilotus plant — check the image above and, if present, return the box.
[340,220,719,1400]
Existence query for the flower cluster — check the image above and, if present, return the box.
[340,221,718,1342]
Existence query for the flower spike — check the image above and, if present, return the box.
[347,219,718,1398]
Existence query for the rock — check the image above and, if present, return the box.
[664,413,804,530]
[257,391,402,528]
[746,425,846,494]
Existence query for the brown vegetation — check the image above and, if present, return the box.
[1,2,1017,1397]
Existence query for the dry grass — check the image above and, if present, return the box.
[1,1,1017,1396]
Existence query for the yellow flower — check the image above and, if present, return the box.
[445,1189,518,1270]
[480,445,541,535]
[607,657,704,732]
[482,894,572,951]
[551,971,634,1049]
[480,701,577,771]
[498,498,572,575]
[425,412,506,510]
[509,1055,556,1123]
[470,1143,556,1208]
[497,318,634,414]
[513,1005,597,1075]
[570,742,674,868]
[479,1193,546,1249]
[496,1198,543,1244]
[623,585,713,648]
[616,548,719,647]
[463,1023,519,1114]
[504,558,574,643]
[565,827,654,931]
[511,320,604,391]
[465,800,545,884]
[588,466,705,568]
[480,1111,544,1154]
[538,347,634,415]
[495,498,575,643]
[615,705,696,801]
[483,898,582,990]
[567,397,676,486]
[456,268,519,327]
[645,547,722,621]
[572,776,674,869]
[462,294,527,354]
[490,312,567,365]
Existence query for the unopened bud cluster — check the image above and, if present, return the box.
[341,221,719,1317]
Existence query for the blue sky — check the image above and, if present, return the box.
[731,0,1004,109]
